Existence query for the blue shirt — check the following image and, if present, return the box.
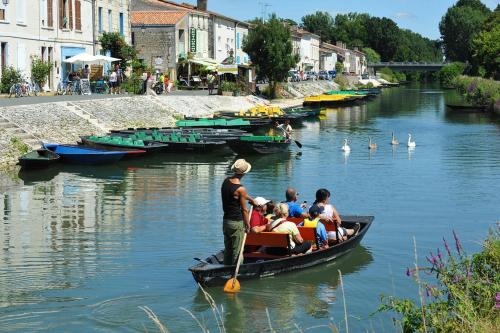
[298,220,328,246]
[286,201,303,218]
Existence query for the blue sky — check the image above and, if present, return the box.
[184,0,499,39]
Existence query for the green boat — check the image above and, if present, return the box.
[176,118,257,130]
[284,107,322,117]
[325,90,369,96]
[227,135,291,154]
[18,149,60,169]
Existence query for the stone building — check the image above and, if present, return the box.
[319,42,338,72]
[131,10,188,79]
[0,0,94,90]
[93,0,132,54]
[290,26,320,73]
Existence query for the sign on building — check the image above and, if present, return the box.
[190,28,197,53]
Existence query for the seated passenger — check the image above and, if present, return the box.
[314,188,360,242]
[249,197,270,233]
[284,187,309,219]
[267,203,312,255]
[299,205,329,249]
[264,200,276,220]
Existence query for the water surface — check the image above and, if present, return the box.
[1,85,499,332]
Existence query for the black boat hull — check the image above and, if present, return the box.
[18,149,60,169]
[189,216,373,286]
[227,140,291,154]
[80,138,168,153]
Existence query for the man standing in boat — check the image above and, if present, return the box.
[221,159,254,265]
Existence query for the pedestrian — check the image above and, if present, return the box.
[159,72,165,94]
[207,71,216,95]
[109,70,117,94]
[221,159,254,265]
[82,65,90,79]
[141,71,148,94]
[115,64,123,94]
[164,74,170,94]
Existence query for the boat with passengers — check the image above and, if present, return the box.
[189,215,373,286]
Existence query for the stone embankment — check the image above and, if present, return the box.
[0,81,340,167]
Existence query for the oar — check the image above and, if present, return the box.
[277,125,302,148]
[224,207,252,293]
[292,138,303,149]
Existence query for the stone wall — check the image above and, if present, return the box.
[132,26,177,73]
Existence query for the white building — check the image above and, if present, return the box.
[0,0,131,91]
[290,26,320,72]
[319,42,338,71]
[213,16,249,65]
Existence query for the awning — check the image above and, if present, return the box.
[189,58,218,67]
[217,64,238,75]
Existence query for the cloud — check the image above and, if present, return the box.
[394,12,416,19]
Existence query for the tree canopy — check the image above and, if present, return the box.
[472,5,500,78]
[439,0,491,63]
[243,14,299,98]
[300,11,441,62]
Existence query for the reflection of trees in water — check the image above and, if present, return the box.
[191,246,373,332]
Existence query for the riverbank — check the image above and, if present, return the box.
[0,81,341,168]
[453,75,500,114]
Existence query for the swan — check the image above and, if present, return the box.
[407,134,416,148]
[341,139,351,152]
[368,137,377,150]
[391,132,399,145]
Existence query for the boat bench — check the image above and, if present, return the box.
[288,217,339,232]
[244,232,291,259]
[297,226,319,249]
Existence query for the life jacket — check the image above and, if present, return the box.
[303,218,320,228]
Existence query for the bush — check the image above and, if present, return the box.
[335,61,344,74]
[220,81,237,92]
[378,228,500,333]
[453,75,500,109]
[0,66,23,93]
[31,56,53,88]
[438,62,466,87]
[334,74,349,90]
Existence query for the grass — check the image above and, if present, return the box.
[10,137,29,155]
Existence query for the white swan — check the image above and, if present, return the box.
[391,132,399,145]
[368,137,377,150]
[407,134,416,148]
[341,139,351,152]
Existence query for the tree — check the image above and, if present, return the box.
[438,62,466,87]
[301,11,335,42]
[243,14,299,99]
[335,61,344,74]
[366,17,400,61]
[439,0,491,62]
[362,47,381,63]
[30,56,53,88]
[99,32,137,69]
[473,5,500,79]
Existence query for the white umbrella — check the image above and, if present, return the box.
[93,55,121,64]
[63,53,98,64]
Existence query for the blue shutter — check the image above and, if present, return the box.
[236,33,240,49]
[119,13,124,35]
[236,56,240,64]
[98,7,102,32]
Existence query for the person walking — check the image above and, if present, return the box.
[221,159,254,265]
[207,72,216,95]
[109,70,117,94]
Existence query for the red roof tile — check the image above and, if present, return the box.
[131,11,187,25]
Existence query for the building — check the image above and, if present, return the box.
[0,0,132,91]
[319,42,338,72]
[131,10,188,79]
[93,0,132,54]
[290,26,320,73]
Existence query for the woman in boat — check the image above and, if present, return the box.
[314,188,359,242]
[267,203,312,255]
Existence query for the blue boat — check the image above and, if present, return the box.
[42,143,142,165]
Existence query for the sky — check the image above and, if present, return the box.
[183,0,499,40]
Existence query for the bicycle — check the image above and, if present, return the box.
[8,83,22,98]
[26,82,40,96]
[57,80,67,95]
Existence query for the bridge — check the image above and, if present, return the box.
[368,62,445,72]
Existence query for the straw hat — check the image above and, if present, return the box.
[231,159,252,174]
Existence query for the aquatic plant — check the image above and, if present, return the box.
[378,227,500,333]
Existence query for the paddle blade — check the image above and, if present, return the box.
[294,140,303,148]
[223,278,241,293]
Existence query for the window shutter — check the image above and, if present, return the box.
[68,0,73,30]
[58,0,63,29]
[75,0,81,30]
[48,0,53,27]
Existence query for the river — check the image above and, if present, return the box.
[1,84,499,332]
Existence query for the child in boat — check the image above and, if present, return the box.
[299,205,329,249]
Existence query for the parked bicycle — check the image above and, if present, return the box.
[8,83,23,98]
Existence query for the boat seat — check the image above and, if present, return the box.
[244,232,291,259]
[287,217,304,225]
[297,226,319,249]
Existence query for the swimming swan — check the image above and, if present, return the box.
[341,139,351,152]
[391,132,399,145]
[407,134,416,148]
[369,137,377,150]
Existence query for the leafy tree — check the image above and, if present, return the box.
[473,5,500,79]
[281,18,298,26]
[439,0,491,62]
[335,61,343,74]
[243,14,299,99]
[0,66,23,93]
[366,17,400,61]
[362,47,381,63]
[438,62,466,87]
[301,11,335,42]
[99,32,137,69]
[30,56,53,88]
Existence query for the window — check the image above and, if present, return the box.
[119,12,124,35]
[75,0,81,30]
[0,9,5,21]
[16,0,26,24]
[1,43,8,70]
[47,0,53,27]
[59,0,72,29]
[108,9,111,31]
[98,7,102,32]
[131,32,135,46]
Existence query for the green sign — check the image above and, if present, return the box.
[190,28,197,53]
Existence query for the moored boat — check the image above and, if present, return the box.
[445,103,487,112]
[189,215,373,286]
[80,135,169,153]
[18,149,60,169]
[303,94,366,107]
[227,135,291,154]
[284,107,323,117]
[42,143,142,165]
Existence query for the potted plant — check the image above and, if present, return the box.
[220,81,236,96]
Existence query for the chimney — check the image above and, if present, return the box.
[197,0,207,11]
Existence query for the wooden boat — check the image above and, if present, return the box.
[110,128,251,142]
[303,94,366,107]
[175,118,259,130]
[445,103,487,112]
[189,215,373,286]
[227,135,291,154]
[284,107,323,117]
[80,135,169,153]
[18,149,60,169]
[42,143,143,165]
